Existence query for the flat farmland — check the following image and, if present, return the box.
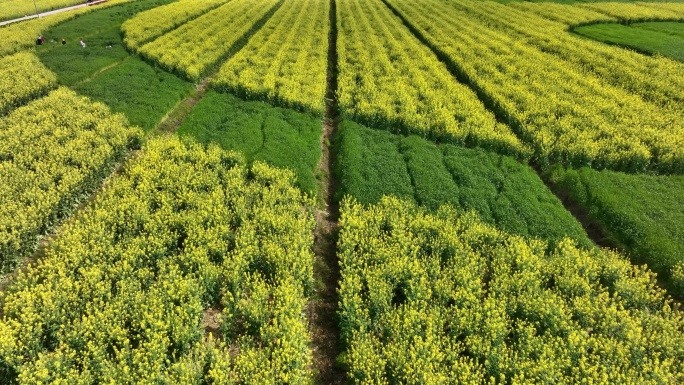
[1,0,683,383]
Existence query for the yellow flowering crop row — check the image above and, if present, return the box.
[212,0,329,116]
[0,0,140,57]
[578,2,684,22]
[0,52,56,116]
[388,0,684,174]
[121,0,229,50]
[138,0,281,81]
[336,0,526,158]
[338,196,684,383]
[508,2,616,26]
[452,0,684,116]
[0,88,142,275]
[0,137,315,383]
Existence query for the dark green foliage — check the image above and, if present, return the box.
[333,121,414,205]
[334,121,591,247]
[177,91,321,194]
[574,22,684,61]
[441,145,592,248]
[548,167,684,296]
[73,58,193,132]
[35,0,174,86]
[399,135,460,211]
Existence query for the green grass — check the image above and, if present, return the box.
[333,121,414,205]
[548,167,684,297]
[574,22,684,61]
[632,21,684,38]
[177,91,321,195]
[334,121,592,248]
[34,0,174,86]
[73,58,194,132]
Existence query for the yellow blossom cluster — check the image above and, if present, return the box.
[213,0,329,116]
[0,52,57,116]
[0,137,315,383]
[138,0,281,81]
[338,196,684,384]
[0,88,142,275]
[578,2,684,22]
[121,0,229,50]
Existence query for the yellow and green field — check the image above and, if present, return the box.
[1,0,683,382]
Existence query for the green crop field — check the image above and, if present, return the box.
[574,22,684,61]
[0,0,683,383]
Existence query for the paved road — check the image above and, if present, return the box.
[0,0,108,27]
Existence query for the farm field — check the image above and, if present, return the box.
[0,0,683,383]
[574,22,684,61]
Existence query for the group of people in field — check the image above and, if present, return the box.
[36,35,86,48]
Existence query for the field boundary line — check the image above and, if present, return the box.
[308,0,345,383]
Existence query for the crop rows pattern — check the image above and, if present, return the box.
[387,0,684,173]
[122,0,229,50]
[338,196,684,383]
[336,0,525,157]
[0,88,141,275]
[138,0,280,81]
[213,0,330,116]
[0,137,315,383]
[452,0,684,112]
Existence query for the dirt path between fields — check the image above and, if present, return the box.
[308,0,346,383]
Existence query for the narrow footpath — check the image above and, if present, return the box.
[308,0,345,383]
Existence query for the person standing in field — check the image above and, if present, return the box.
[62,38,66,45]
[80,39,86,48]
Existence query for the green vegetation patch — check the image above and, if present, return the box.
[338,196,684,384]
[34,0,174,85]
[73,58,193,132]
[333,121,414,205]
[334,121,591,248]
[177,91,321,195]
[549,167,684,297]
[574,22,684,61]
